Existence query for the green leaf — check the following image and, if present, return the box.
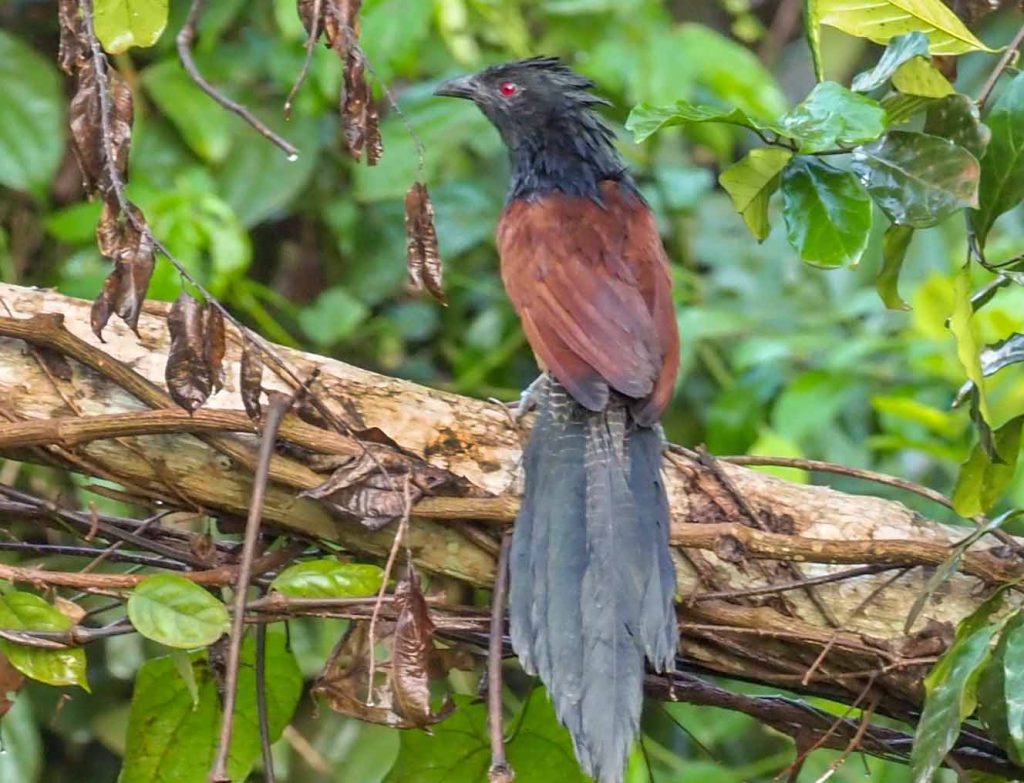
[386,691,587,783]
[952,417,1023,517]
[0,30,66,196]
[852,32,930,92]
[850,131,979,228]
[718,148,793,241]
[882,93,936,124]
[0,591,89,690]
[780,81,888,152]
[298,287,370,346]
[0,694,42,782]
[94,0,168,53]
[877,223,914,310]
[950,266,991,424]
[127,574,230,649]
[142,60,235,164]
[812,0,996,55]
[911,595,1006,783]
[781,157,872,268]
[122,633,301,782]
[625,101,785,144]
[971,73,1024,247]
[924,94,992,159]
[892,57,955,97]
[978,610,1024,764]
[270,560,384,599]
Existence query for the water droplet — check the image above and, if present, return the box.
[286,152,299,162]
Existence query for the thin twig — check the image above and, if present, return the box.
[689,564,902,603]
[255,616,276,783]
[210,393,293,782]
[176,0,298,158]
[284,0,322,118]
[487,532,513,783]
[976,21,1024,108]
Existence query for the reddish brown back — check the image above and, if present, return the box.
[497,180,679,425]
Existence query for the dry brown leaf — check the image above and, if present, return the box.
[90,202,155,339]
[54,596,87,625]
[35,346,73,381]
[240,338,264,420]
[390,571,438,726]
[204,306,226,393]
[57,0,88,74]
[69,61,133,200]
[0,653,24,719]
[166,292,215,412]
[404,182,446,305]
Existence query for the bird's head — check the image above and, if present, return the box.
[433,57,611,151]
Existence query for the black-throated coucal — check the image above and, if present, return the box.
[435,57,679,783]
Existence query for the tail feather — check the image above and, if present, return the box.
[509,381,678,783]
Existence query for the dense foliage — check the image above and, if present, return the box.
[0,0,1023,781]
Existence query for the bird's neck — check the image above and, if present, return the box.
[505,115,634,202]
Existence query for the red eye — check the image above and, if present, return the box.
[499,81,518,97]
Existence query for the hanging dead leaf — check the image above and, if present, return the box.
[166,292,215,412]
[91,202,155,339]
[0,653,24,719]
[34,346,73,381]
[54,596,87,625]
[205,306,226,393]
[404,182,445,305]
[57,0,88,74]
[240,338,264,420]
[391,571,440,725]
[69,61,133,200]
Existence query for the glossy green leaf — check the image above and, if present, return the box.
[718,148,793,241]
[781,157,872,268]
[877,224,913,310]
[0,591,88,690]
[952,417,1023,517]
[892,57,955,97]
[94,0,168,53]
[127,574,230,649]
[780,82,887,152]
[950,266,991,424]
[813,0,995,55]
[971,73,1024,247]
[270,560,384,599]
[851,131,979,227]
[851,32,930,92]
[386,690,587,783]
[625,101,785,144]
[142,60,235,164]
[0,30,66,196]
[978,610,1024,765]
[911,595,1006,783]
[924,94,991,159]
[122,633,301,782]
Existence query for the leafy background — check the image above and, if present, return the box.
[1,0,1023,780]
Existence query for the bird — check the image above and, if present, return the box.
[435,56,679,783]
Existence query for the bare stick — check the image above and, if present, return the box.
[177,0,298,158]
[284,0,322,118]
[210,393,292,782]
[689,564,901,603]
[487,532,513,783]
[977,21,1024,108]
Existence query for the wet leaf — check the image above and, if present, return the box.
[779,81,888,153]
[94,0,169,54]
[405,182,446,304]
[270,559,384,598]
[950,266,991,423]
[718,148,793,241]
[240,337,264,420]
[127,574,230,649]
[877,223,914,310]
[165,292,215,412]
[952,417,1024,516]
[924,94,991,159]
[955,334,1024,405]
[91,202,155,338]
[391,572,436,725]
[851,131,979,227]
[69,59,133,200]
[781,157,872,267]
[0,29,66,197]
[851,32,930,92]
[0,591,89,690]
[972,73,1024,247]
[891,56,954,97]
[978,610,1024,765]
[626,100,786,144]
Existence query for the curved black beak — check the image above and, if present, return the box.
[433,74,479,100]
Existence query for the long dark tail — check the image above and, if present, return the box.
[509,381,677,783]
